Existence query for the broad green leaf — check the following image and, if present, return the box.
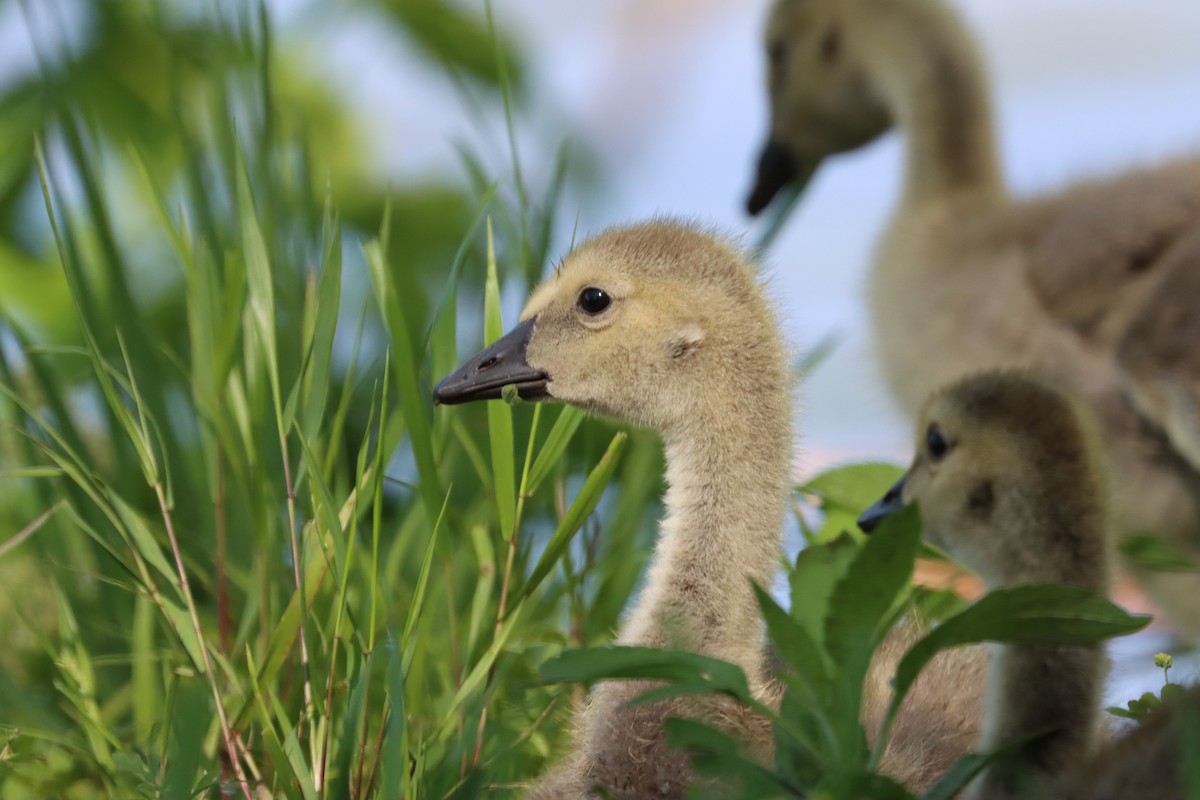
[540,646,751,705]
[801,462,905,513]
[920,728,1057,800]
[662,718,795,796]
[877,584,1150,767]
[329,659,370,800]
[824,504,921,760]
[755,585,830,706]
[1118,533,1199,573]
[1179,689,1200,798]
[790,532,858,647]
[818,770,917,800]
[238,155,284,433]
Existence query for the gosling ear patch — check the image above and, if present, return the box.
[669,325,705,359]
[968,480,994,516]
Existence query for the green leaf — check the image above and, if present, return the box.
[790,532,858,648]
[662,718,795,795]
[112,495,182,601]
[525,405,586,495]
[920,727,1057,800]
[483,218,517,541]
[755,585,829,705]
[381,645,407,800]
[364,235,443,523]
[238,154,284,431]
[402,489,452,662]
[162,679,210,800]
[801,462,905,513]
[820,770,917,800]
[518,432,627,603]
[1118,533,1199,573]
[823,504,921,761]
[299,204,343,441]
[539,646,751,705]
[879,584,1150,766]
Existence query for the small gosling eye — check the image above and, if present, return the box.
[577,287,612,315]
[769,40,788,67]
[927,425,949,460]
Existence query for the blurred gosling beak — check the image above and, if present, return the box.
[433,317,550,405]
[857,474,908,534]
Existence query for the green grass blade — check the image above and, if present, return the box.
[525,405,585,496]
[517,431,627,605]
[363,238,443,522]
[380,645,407,800]
[402,488,452,660]
[483,217,517,541]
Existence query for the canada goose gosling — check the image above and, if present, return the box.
[435,220,793,798]
[859,372,1110,799]
[748,0,1200,636]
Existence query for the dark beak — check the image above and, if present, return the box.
[746,140,818,216]
[433,317,550,405]
[857,474,908,534]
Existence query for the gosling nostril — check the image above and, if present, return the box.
[477,356,498,372]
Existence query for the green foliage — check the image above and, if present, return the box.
[1119,533,1200,573]
[543,472,1151,799]
[0,2,646,797]
[1107,651,1186,721]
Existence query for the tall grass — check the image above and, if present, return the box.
[0,5,662,797]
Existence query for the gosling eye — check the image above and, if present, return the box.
[768,40,788,67]
[926,425,950,460]
[577,287,612,315]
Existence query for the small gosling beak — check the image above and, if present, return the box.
[746,140,819,215]
[857,474,908,534]
[747,140,797,215]
[433,317,550,405]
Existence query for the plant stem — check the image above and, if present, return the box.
[154,482,255,800]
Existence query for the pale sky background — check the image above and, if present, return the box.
[3,0,1198,696]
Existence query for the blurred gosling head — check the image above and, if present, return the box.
[860,372,1109,591]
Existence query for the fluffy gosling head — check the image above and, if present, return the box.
[747,0,893,214]
[434,221,785,438]
[858,373,1109,589]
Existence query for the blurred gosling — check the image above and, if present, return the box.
[749,0,1200,635]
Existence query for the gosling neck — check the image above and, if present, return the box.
[618,383,793,691]
[973,506,1108,797]
[858,0,1005,208]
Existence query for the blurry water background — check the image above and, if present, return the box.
[3,0,1199,710]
